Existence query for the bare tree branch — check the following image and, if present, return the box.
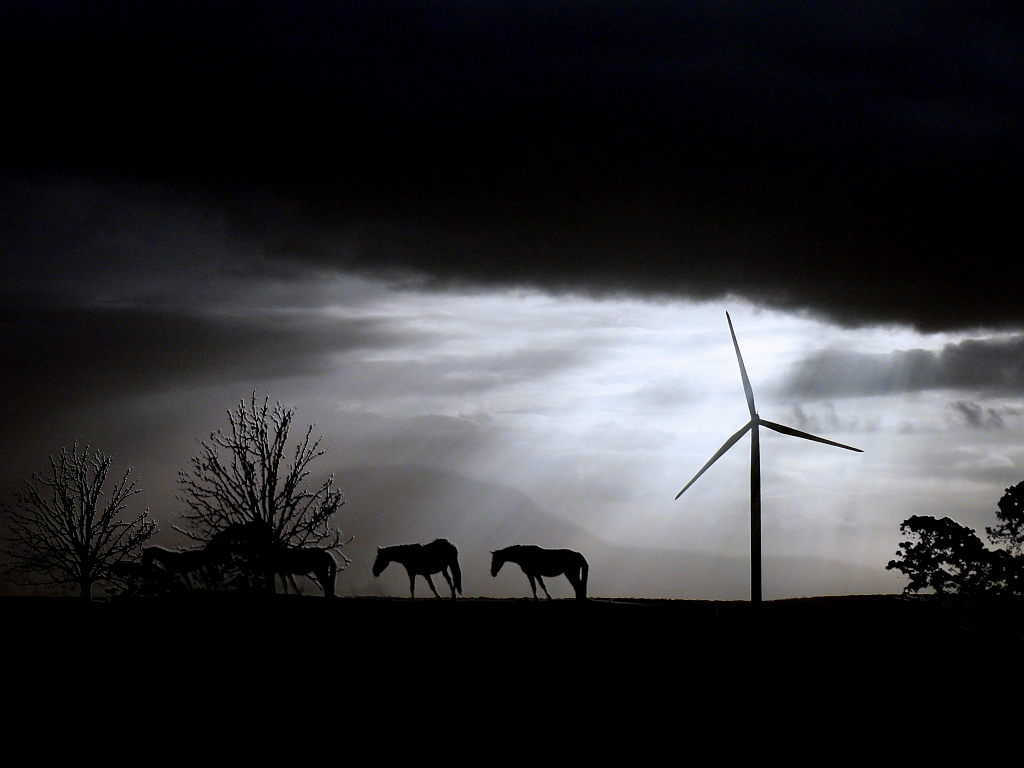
[1,443,157,600]
[175,393,350,582]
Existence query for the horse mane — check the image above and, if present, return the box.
[494,544,527,555]
[377,540,457,559]
[384,542,423,553]
[142,545,175,556]
[142,545,207,564]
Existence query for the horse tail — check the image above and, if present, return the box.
[323,550,338,597]
[450,545,463,595]
[577,554,589,600]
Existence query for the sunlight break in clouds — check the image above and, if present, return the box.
[277,279,1020,598]
[3,230,1022,597]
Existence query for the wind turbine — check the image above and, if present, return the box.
[675,312,862,603]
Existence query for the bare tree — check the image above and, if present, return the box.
[1,444,157,600]
[176,394,350,586]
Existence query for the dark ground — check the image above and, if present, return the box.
[6,592,1018,664]
[4,593,1015,741]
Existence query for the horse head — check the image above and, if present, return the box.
[371,547,387,577]
[490,550,504,577]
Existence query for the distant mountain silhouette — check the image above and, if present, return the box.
[335,463,584,597]
[334,463,895,599]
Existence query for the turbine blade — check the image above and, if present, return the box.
[759,419,863,452]
[726,312,757,418]
[675,421,753,500]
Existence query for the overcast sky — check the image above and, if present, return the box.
[2,2,1022,598]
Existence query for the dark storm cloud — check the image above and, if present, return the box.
[0,299,391,432]
[775,335,1024,398]
[4,1,1023,330]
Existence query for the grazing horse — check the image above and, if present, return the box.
[141,546,212,589]
[372,539,462,600]
[106,560,163,597]
[491,545,588,600]
[265,546,338,597]
[207,521,338,596]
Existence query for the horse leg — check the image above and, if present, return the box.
[526,574,539,600]
[565,571,582,600]
[424,573,443,600]
[567,567,587,600]
[284,573,300,594]
[440,567,457,600]
[536,575,552,600]
[408,571,416,600]
[318,566,335,597]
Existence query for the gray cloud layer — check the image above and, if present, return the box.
[775,336,1024,399]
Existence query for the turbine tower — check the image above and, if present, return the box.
[675,312,863,603]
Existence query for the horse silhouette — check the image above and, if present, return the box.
[208,521,338,596]
[107,559,166,597]
[372,538,462,599]
[491,545,588,600]
[141,546,213,590]
[264,546,338,597]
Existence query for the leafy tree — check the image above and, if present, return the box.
[176,393,349,590]
[1,444,157,600]
[985,480,1024,593]
[986,480,1024,557]
[886,515,994,597]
